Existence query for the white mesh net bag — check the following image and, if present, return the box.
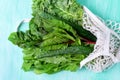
[80,6,120,72]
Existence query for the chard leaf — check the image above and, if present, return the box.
[8,0,95,74]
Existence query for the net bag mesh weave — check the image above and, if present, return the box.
[80,6,120,72]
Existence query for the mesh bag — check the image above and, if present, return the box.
[16,6,120,73]
[80,6,120,72]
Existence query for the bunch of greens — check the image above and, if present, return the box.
[8,0,96,74]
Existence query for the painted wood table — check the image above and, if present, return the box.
[0,0,120,80]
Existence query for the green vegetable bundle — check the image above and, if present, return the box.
[8,0,96,74]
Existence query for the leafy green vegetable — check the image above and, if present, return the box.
[8,0,95,74]
[22,52,87,74]
[32,0,96,41]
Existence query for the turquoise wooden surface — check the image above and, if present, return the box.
[78,0,120,22]
[0,0,120,80]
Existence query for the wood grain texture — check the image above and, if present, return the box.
[77,0,120,22]
[0,0,120,80]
